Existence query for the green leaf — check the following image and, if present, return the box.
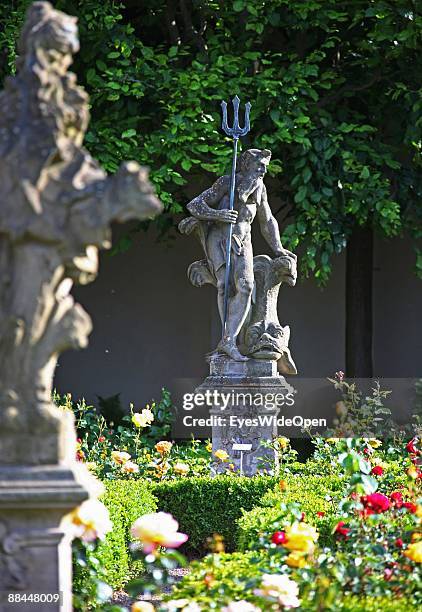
[360,474,378,494]
[294,186,307,203]
[302,167,312,183]
[121,129,137,139]
[181,159,192,171]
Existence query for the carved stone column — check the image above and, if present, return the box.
[0,2,162,609]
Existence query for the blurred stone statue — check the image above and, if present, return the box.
[0,1,161,462]
[0,2,161,606]
[179,148,297,374]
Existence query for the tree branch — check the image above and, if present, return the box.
[179,0,208,56]
[317,71,383,108]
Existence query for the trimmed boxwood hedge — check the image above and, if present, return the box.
[152,475,278,555]
[73,480,158,593]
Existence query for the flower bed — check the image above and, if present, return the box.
[67,379,422,610]
[237,473,345,550]
[163,436,421,610]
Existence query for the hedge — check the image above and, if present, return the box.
[237,474,345,551]
[152,475,277,555]
[73,479,158,594]
[166,551,267,606]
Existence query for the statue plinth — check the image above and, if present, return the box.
[197,355,293,476]
[0,463,101,612]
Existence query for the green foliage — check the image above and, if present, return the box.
[167,551,269,607]
[152,475,277,554]
[1,1,420,281]
[169,551,416,610]
[73,479,158,605]
[237,474,344,550]
[335,595,416,612]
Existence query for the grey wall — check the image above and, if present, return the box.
[54,226,421,409]
[373,236,422,377]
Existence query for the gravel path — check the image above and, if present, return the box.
[112,567,190,608]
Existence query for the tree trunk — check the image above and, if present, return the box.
[345,225,374,377]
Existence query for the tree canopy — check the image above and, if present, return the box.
[1,0,421,282]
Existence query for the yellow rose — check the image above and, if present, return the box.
[404,541,422,563]
[367,439,382,448]
[277,437,290,450]
[111,450,131,465]
[122,460,139,474]
[254,574,300,609]
[214,449,229,462]
[68,499,112,542]
[407,465,419,479]
[372,459,388,469]
[132,408,155,428]
[130,512,188,553]
[155,441,173,455]
[279,479,288,492]
[132,602,155,612]
[173,462,190,476]
[285,551,308,568]
[284,522,319,554]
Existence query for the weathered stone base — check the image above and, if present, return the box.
[0,464,101,612]
[198,354,294,476]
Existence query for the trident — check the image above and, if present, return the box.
[220,95,251,337]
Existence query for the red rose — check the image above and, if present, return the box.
[390,492,403,508]
[334,521,350,538]
[98,436,106,443]
[403,502,417,513]
[395,538,403,548]
[361,493,390,513]
[363,448,371,456]
[271,531,287,545]
[371,466,384,476]
[406,437,419,454]
[300,512,306,521]
[317,511,325,518]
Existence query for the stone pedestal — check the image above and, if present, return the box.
[198,355,294,476]
[0,463,100,612]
